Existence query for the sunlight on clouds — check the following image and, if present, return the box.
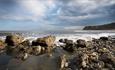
[20,0,46,16]
[64,26,84,30]
[19,0,55,17]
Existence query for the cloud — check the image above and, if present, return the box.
[0,15,41,22]
[64,26,84,30]
[58,14,105,21]
[0,0,115,30]
[18,0,55,17]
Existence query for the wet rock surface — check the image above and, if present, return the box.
[58,37,115,70]
[0,35,115,70]
[32,35,56,47]
[5,35,24,46]
[76,39,86,48]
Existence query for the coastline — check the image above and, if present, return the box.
[0,33,114,70]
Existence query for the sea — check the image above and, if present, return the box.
[0,30,115,70]
[0,30,115,42]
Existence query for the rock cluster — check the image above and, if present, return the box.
[0,35,56,60]
[0,34,115,70]
[58,36,115,70]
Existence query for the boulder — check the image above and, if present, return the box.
[0,40,5,49]
[32,35,56,47]
[59,39,64,43]
[100,37,109,41]
[32,40,39,46]
[59,39,75,53]
[5,35,24,46]
[76,39,86,48]
[63,44,75,53]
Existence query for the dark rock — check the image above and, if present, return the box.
[32,40,39,46]
[59,39,75,53]
[100,37,109,41]
[5,35,24,46]
[76,39,86,48]
[63,44,75,53]
[59,39,64,43]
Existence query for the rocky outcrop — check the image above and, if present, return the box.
[32,35,56,47]
[67,37,115,70]
[83,23,115,30]
[0,34,115,70]
[5,35,56,60]
[76,39,86,48]
[5,35,24,46]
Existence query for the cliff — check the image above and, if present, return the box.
[83,23,115,30]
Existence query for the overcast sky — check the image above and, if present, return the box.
[0,0,115,31]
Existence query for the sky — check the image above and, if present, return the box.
[0,0,115,31]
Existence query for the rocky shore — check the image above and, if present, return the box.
[0,34,115,70]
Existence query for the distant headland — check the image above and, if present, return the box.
[83,22,115,30]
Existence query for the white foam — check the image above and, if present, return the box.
[0,33,115,45]
[56,33,115,42]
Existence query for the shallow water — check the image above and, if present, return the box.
[0,55,12,70]
[0,47,67,70]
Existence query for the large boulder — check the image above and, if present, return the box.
[76,39,86,48]
[5,35,24,46]
[32,35,56,47]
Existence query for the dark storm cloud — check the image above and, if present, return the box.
[0,0,17,15]
[0,0,16,8]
